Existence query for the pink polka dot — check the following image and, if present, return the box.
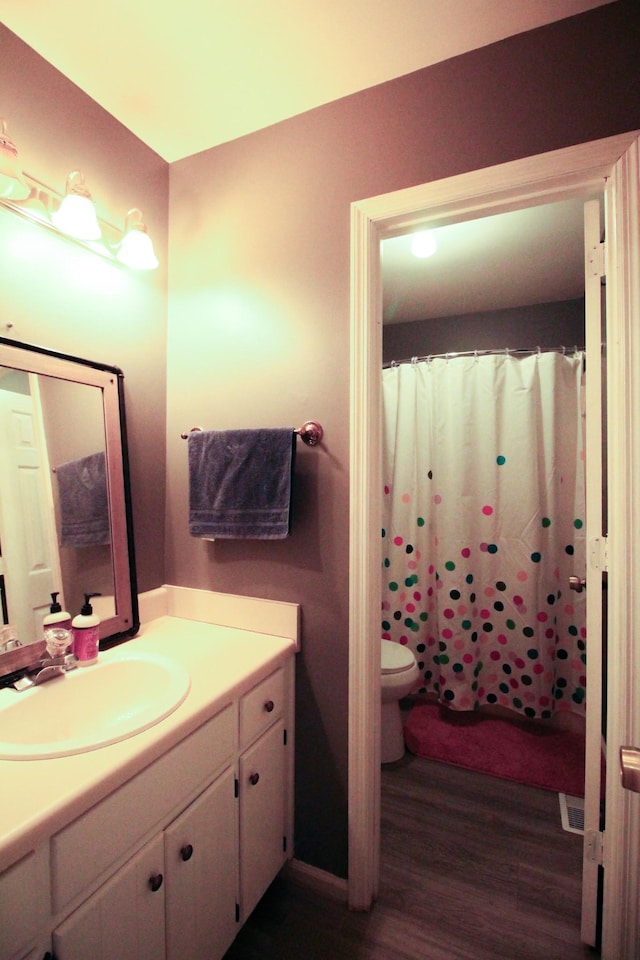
[443,608,455,619]
[462,653,474,664]
[482,505,493,516]
[545,628,554,639]
[497,634,508,645]
[402,493,410,503]
[442,628,453,639]
[434,494,442,505]
[539,695,551,706]
[490,650,501,661]
[517,570,528,582]
[461,547,471,558]
[384,485,390,495]
[457,604,467,616]
[394,536,403,546]
[513,595,523,606]
[513,657,526,669]
[454,639,465,650]
[536,612,548,622]
[564,604,575,616]
[408,560,417,570]
[480,608,491,619]
[413,591,422,601]
[480,542,489,552]
[533,663,545,675]
[382,632,391,640]
[428,564,435,575]
[484,587,495,598]
[406,603,415,613]
[381,601,390,611]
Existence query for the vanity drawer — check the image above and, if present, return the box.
[240,667,285,749]
[51,704,235,914]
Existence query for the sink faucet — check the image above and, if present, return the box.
[33,651,78,685]
[33,627,77,684]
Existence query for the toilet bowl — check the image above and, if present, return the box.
[380,639,419,763]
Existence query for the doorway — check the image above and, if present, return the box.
[348,132,640,960]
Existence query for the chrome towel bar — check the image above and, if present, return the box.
[180,420,323,446]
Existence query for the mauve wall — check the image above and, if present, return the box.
[383,300,585,364]
[0,26,169,594]
[167,0,640,878]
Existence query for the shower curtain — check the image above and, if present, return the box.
[381,350,586,719]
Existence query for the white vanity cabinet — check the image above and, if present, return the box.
[52,834,165,960]
[0,848,50,960]
[164,766,238,960]
[6,652,296,960]
[238,666,290,922]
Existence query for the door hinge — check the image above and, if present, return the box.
[589,536,608,573]
[283,728,288,746]
[587,240,606,280]
[585,829,604,866]
[234,776,239,798]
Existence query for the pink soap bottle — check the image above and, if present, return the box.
[72,593,101,666]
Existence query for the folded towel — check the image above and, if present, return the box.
[56,451,111,548]
[188,428,296,539]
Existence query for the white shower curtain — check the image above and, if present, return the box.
[381,351,586,719]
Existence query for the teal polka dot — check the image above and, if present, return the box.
[445,560,455,571]
[488,543,498,554]
[574,518,583,529]
[531,552,541,563]
[542,517,551,528]
[497,455,506,465]
[417,517,425,527]
[389,582,398,591]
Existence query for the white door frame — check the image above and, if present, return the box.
[348,131,640,958]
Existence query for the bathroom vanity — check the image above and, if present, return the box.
[0,587,298,960]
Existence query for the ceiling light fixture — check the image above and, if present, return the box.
[51,170,102,241]
[0,117,159,270]
[116,208,159,270]
[411,230,437,259]
[0,120,30,200]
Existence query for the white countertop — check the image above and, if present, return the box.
[0,615,295,874]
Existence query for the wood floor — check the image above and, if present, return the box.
[224,755,599,960]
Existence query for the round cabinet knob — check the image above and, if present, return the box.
[249,772,260,786]
[264,699,275,713]
[149,873,164,892]
[180,843,194,862]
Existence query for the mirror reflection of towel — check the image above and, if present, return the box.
[188,428,296,539]
[56,451,111,548]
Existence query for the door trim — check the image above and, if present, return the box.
[349,131,640,955]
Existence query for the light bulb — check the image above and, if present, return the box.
[51,171,101,240]
[411,230,437,259]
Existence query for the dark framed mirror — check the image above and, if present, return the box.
[0,337,138,670]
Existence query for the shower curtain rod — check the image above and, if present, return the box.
[383,344,585,369]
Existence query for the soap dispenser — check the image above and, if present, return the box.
[43,592,72,635]
[72,593,101,666]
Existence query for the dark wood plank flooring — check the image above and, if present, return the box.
[224,755,598,960]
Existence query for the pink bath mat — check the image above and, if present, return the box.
[404,701,588,796]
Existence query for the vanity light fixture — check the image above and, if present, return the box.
[0,120,30,200]
[116,208,159,270]
[0,117,159,270]
[51,170,102,241]
[411,229,437,259]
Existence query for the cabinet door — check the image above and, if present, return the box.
[239,719,287,921]
[52,834,165,960]
[165,766,238,960]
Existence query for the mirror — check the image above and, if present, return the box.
[0,337,138,669]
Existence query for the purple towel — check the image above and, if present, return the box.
[188,428,296,539]
[56,451,110,548]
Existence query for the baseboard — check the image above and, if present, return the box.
[282,859,348,903]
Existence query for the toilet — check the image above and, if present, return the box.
[380,639,419,763]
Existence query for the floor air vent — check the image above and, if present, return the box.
[559,793,584,835]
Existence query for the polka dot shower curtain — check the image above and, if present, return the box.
[381,350,586,719]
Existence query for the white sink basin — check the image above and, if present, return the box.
[0,653,191,760]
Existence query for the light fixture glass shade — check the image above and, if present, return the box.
[116,208,159,270]
[51,171,101,240]
[0,120,30,201]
